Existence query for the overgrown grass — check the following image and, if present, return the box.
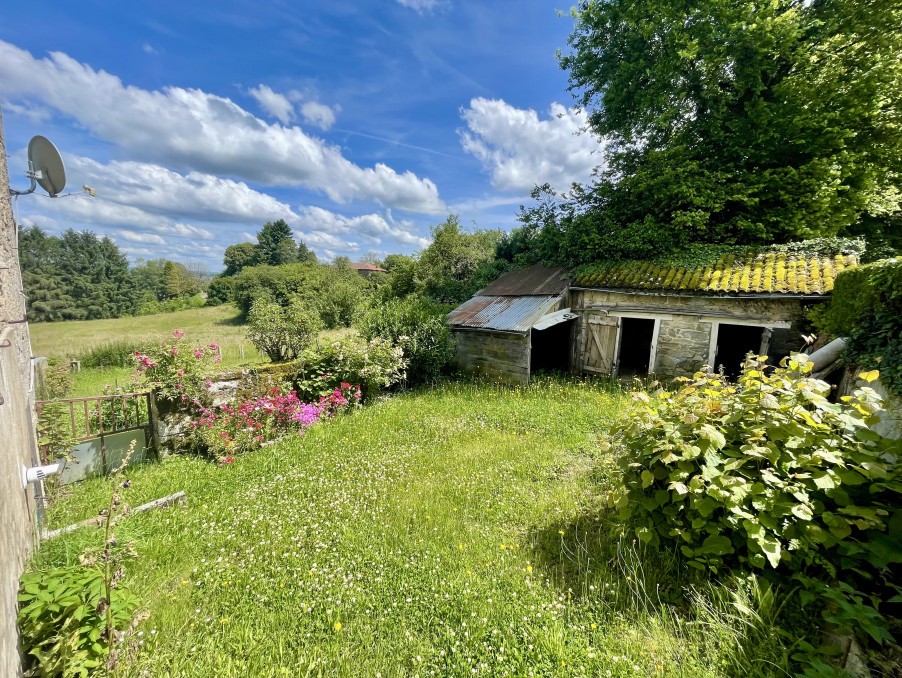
[33,379,809,676]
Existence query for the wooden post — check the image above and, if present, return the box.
[146,390,161,460]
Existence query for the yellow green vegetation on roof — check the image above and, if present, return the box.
[571,238,863,295]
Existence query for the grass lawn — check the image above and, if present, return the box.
[34,379,806,677]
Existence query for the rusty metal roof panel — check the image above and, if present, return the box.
[479,264,570,296]
[447,295,561,332]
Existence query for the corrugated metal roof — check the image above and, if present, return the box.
[447,295,561,332]
[479,264,570,296]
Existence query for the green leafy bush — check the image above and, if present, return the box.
[76,340,144,369]
[232,262,370,328]
[812,257,902,394]
[204,275,234,306]
[609,355,901,642]
[18,565,139,677]
[246,298,322,362]
[136,293,206,316]
[296,336,406,402]
[359,296,454,386]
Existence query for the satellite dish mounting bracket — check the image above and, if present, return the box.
[9,159,40,197]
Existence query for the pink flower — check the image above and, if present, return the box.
[213,355,222,364]
[209,343,219,351]
[171,347,179,357]
[194,348,204,359]
[220,456,235,465]
[173,329,185,340]
[177,369,185,377]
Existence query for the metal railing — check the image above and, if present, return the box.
[35,391,154,446]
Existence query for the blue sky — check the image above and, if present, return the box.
[1,1,605,271]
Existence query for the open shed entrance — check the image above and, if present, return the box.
[714,324,765,379]
[530,321,573,374]
[616,317,655,378]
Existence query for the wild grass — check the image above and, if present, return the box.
[32,378,808,676]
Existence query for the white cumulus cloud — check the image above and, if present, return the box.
[459,97,604,193]
[295,206,429,260]
[299,101,336,131]
[248,84,295,124]
[0,40,444,213]
[67,155,300,225]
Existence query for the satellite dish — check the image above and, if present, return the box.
[28,135,66,197]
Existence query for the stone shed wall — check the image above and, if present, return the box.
[572,289,815,379]
[453,330,530,385]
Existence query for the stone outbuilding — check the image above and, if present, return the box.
[569,248,859,380]
[448,246,861,384]
[447,265,575,384]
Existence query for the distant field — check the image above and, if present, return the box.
[30,304,355,396]
[29,304,254,360]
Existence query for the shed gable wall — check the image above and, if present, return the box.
[452,330,530,385]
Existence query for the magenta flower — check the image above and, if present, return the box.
[173,329,185,340]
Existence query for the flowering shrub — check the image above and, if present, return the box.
[296,336,406,402]
[191,384,360,459]
[134,329,221,405]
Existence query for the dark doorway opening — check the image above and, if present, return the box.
[715,324,764,380]
[530,321,572,375]
[617,318,655,377]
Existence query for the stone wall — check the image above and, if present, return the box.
[0,106,40,676]
[453,330,530,385]
[572,289,814,379]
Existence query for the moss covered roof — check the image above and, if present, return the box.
[572,247,860,295]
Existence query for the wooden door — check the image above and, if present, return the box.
[582,314,619,375]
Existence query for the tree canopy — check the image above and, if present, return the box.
[517,0,902,266]
[415,215,507,304]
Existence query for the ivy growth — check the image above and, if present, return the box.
[812,257,902,394]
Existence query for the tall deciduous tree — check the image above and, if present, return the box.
[223,242,259,276]
[542,0,902,264]
[416,215,503,304]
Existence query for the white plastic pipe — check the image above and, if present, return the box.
[22,462,62,487]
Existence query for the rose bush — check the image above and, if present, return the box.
[134,329,220,406]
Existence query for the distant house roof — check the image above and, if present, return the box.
[350,262,387,273]
[572,249,859,296]
[448,264,570,333]
[478,265,570,296]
